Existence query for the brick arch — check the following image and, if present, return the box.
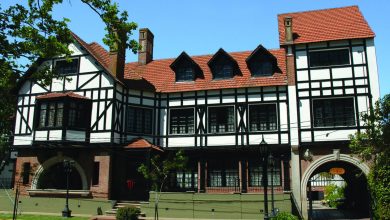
[300,154,370,219]
[31,156,88,190]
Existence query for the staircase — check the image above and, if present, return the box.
[105,200,147,218]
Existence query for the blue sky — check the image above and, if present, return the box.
[3,0,389,96]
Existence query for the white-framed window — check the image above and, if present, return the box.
[312,97,355,127]
[208,106,235,133]
[309,48,350,67]
[249,104,278,131]
[126,106,153,134]
[169,108,195,134]
[248,160,281,187]
[54,58,79,75]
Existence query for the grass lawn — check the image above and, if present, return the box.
[0,213,89,220]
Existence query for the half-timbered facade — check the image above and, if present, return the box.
[12,6,379,218]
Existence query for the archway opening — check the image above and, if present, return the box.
[36,162,83,190]
[307,161,370,219]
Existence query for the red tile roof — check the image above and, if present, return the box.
[278,6,375,45]
[36,92,89,100]
[70,32,117,78]
[125,138,163,152]
[124,49,287,93]
[72,31,287,92]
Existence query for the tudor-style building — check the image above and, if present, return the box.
[12,6,379,218]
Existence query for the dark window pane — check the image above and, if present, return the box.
[39,104,47,127]
[251,61,273,76]
[313,98,355,127]
[68,103,77,127]
[37,101,88,130]
[126,106,153,134]
[48,103,56,127]
[176,67,194,81]
[22,162,31,184]
[248,161,281,187]
[92,162,100,185]
[207,161,238,187]
[209,170,223,187]
[213,64,233,79]
[55,59,79,75]
[211,54,235,79]
[208,106,235,133]
[175,170,197,189]
[56,103,63,126]
[170,108,194,134]
[309,49,350,67]
[249,104,277,131]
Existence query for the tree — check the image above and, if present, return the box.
[0,0,139,172]
[138,150,188,220]
[349,94,390,219]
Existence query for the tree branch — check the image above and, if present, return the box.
[80,0,111,29]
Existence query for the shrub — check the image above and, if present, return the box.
[272,211,299,220]
[116,206,140,220]
[324,184,345,208]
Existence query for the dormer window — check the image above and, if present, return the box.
[208,49,239,80]
[250,61,273,76]
[176,66,194,82]
[170,52,202,82]
[54,58,79,75]
[246,45,277,77]
[213,63,233,79]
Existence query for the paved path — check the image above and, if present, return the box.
[311,201,369,220]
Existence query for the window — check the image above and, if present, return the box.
[212,63,233,79]
[126,106,153,134]
[22,162,31,184]
[68,102,86,128]
[208,106,235,133]
[175,170,197,190]
[171,52,202,82]
[170,108,194,134]
[37,100,89,129]
[313,98,355,127]
[208,161,239,187]
[249,104,277,131]
[208,49,237,79]
[55,59,79,75]
[248,161,281,187]
[38,102,64,128]
[92,162,100,185]
[250,61,273,76]
[176,66,194,82]
[309,49,350,67]
[246,45,277,76]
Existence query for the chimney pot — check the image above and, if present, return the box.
[284,17,293,44]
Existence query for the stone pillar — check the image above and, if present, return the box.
[239,160,247,193]
[198,160,205,193]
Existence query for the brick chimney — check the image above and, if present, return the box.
[284,17,293,44]
[109,30,126,80]
[138,28,154,65]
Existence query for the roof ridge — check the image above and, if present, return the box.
[277,5,358,16]
[124,48,284,65]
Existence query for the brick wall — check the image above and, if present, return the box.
[14,156,39,196]
[90,153,111,198]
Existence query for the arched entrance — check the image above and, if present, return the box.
[301,154,370,219]
[31,156,88,190]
